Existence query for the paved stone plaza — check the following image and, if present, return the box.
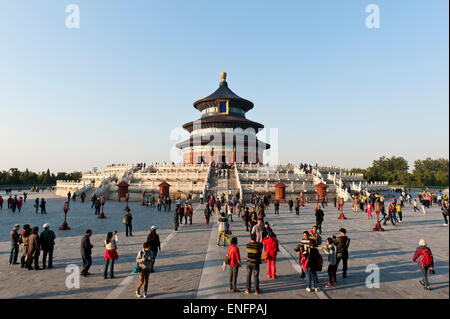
[0,191,448,299]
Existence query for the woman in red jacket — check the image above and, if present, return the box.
[226,237,241,292]
[262,232,279,279]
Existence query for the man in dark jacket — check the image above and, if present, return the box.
[288,198,293,213]
[333,228,350,278]
[274,200,280,215]
[94,198,101,215]
[124,209,133,236]
[40,224,56,269]
[9,224,20,265]
[40,198,47,214]
[315,206,324,234]
[81,229,93,277]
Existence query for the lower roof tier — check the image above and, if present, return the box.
[176,132,270,150]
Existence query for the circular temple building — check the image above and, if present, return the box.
[177,72,270,164]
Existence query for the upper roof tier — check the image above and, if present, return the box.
[193,72,254,112]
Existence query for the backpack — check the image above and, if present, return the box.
[317,234,322,246]
[421,248,433,267]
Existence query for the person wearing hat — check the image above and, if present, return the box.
[9,224,20,265]
[40,224,56,269]
[146,226,161,272]
[333,228,350,279]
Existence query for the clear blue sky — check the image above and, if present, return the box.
[0,0,448,173]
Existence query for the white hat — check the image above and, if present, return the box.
[419,239,427,246]
[151,225,157,230]
[43,223,49,229]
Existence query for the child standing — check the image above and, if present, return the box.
[322,238,337,287]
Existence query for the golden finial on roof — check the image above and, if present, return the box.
[221,72,227,82]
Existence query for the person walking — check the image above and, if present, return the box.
[81,229,93,277]
[333,228,350,278]
[295,198,300,215]
[224,237,241,292]
[34,198,39,214]
[40,198,47,214]
[103,232,118,279]
[367,201,373,219]
[262,232,279,279]
[91,195,97,208]
[274,200,280,215]
[94,198,101,215]
[321,238,337,287]
[441,202,449,226]
[0,196,3,210]
[245,233,263,295]
[17,197,23,212]
[173,208,180,231]
[412,239,435,291]
[183,203,189,224]
[304,239,322,292]
[135,242,152,298]
[204,204,212,225]
[413,199,420,212]
[251,218,266,243]
[217,213,229,247]
[146,226,161,273]
[9,224,20,265]
[249,207,258,231]
[123,208,133,236]
[40,224,56,269]
[26,227,41,270]
[243,207,250,231]
[315,205,324,234]
[188,203,194,225]
[396,202,403,223]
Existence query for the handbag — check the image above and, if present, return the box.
[262,251,268,260]
[132,265,140,274]
[224,247,236,265]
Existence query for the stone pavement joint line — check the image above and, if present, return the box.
[278,242,330,299]
[105,204,200,299]
[195,214,221,299]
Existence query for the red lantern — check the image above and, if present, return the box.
[337,197,346,220]
[372,202,384,231]
[98,196,107,219]
[59,201,71,230]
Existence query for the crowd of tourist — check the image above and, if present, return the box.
[4,182,447,298]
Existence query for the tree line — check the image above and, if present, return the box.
[0,168,82,186]
[345,156,449,187]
